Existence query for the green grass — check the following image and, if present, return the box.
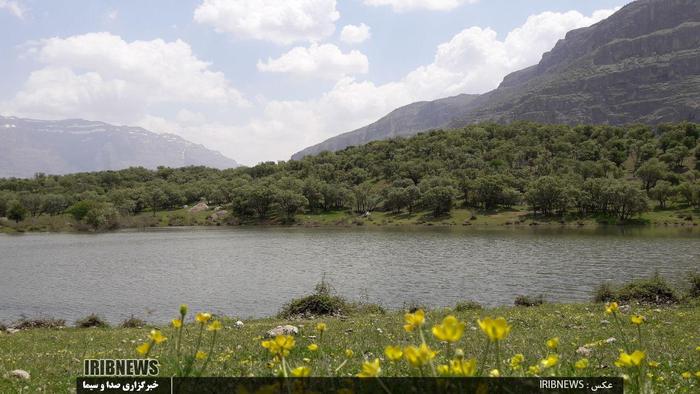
[1,302,698,392]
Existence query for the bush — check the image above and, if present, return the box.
[278,278,349,318]
[12,317,66,329]
[454,300,483,312]
[75,314,110,328]
[0,322,6,332]
[514,295,545,307]
[120,315,146,328]
[616,274,679,304]
[687,271,700,298]
[593,282,616,303]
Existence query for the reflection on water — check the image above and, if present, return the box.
[0,226,698,323]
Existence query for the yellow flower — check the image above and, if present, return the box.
[681,372,691,379]
[261,335,296,357]
[477,317,511,342]
[135,342,151,355]
[345,349,354,358]
[630,315,646,325]
[403,343,436,367]
[179,304,188,316]
[614,350,645,368]
[575,358,589,369]
[437,364,450,375]
[357,358,381,378]
[148,330,167,344]
[648,361,660,368]
[696,346,700,352]
[449,358,477,377]
[528,365,541,375]
[489,369,500,377]
[695,371,700,378]
[605,302,619,315]
[195,312,212,324]
[539,354,559,369]
[385,345,403,361]
[431,315,465,343]
[195,351,207,360]
[403,309,425,332]
[171,319,182,328]
[546,337,559,350]
[291,366,311,377]
[307,344,319,352]
[207,320,222,331]
[510,354,525,369]
[315,322,327,333]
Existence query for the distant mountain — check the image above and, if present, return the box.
[0,116,238,178]
[293,0,700,160]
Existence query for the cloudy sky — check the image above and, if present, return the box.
[0,0,630,165]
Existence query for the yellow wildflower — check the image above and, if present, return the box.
[207,320,222,331]
[680,372,691,379]
[148,330,167,344]
[432,315,465,343]
[385,345,403,361]
[489,369,500,377]
[510,354,525,369]
[357,358,381,378]
[171,319,182,328]
[614,350,645,368]
[528,365,541,375]
[195,351,207,360]
[315,322,327,333]
[575,358,589,369]
[135,342,151,355]
[437,364,450,375]
[307,344,319,352]
[630,315,646,325]
[546,337,559,350]
[449,358,477,377]
[291,366,311,377]
[403,343,436,367]
[403,309,426,332]
[345,349,354,358]
[477,317,511,342]
[648,361,660,368]
[539,354,559,369]
[605,302,619,315]
[261,335,296,357]
[195,312,212,324]
[695,371,700,378]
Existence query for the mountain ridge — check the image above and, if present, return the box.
[293,0,700,160]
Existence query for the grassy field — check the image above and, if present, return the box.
[2,205,699,234]
[1,302,698,392]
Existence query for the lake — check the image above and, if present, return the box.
[1,226,698,324]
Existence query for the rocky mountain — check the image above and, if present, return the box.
[293,0,700,160]
[0,116,238,178]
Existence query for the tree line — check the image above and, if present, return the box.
[1,122,699,229]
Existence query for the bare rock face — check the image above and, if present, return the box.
[188,202,209,213]
[293,0,700,159]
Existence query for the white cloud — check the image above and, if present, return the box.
[257,43,369,79]
[364,0,478,12]
[340,23,371,44]
[2,32,247,124]
[194,0,339,45]
[0,0,24,18]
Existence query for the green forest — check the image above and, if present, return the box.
[1,122,699,231]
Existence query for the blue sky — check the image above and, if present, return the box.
[0,0,630,164]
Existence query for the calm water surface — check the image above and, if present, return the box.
[0,226,698,323]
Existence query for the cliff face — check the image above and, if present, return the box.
[0,116,238,178]
[293,0,700,159]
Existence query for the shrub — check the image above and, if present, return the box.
[0,322,6,332]
[12,317,66,329]
[120,315,146,328]
[687,271,700,298]
[593,282,616,303]
[278,277,349,318]
[514,294,545,307]
[616,274,679,304]
[75,314,110,328]
[454,300,483,311]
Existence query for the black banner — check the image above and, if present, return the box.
[77,377,623,394]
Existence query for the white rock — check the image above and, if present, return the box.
[235,320,244,328]
[265,325,298,337]
[576,347,593,357]
[8,370,30,380]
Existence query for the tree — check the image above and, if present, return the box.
[525,176,568,216]
[67,200,99,222]
[246,183,275,219]
[42,194,68,216]
[636,158,668,191]
[275,190,308,222]
[420,186,456,217]
[143,186,166,217]
[384,187,408,214]
[676,182,700,208]
[649,180,674,208]
[7,201,27,223]
[609,182,648,221]
[20,193,43,217]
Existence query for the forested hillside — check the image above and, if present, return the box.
[1,122,699,230]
